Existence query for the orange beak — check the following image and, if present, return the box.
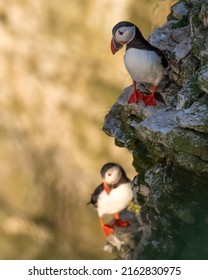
[103,182,111,195]
[111,37,123,54]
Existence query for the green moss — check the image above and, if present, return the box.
[184,1,193,9]
[128,202,141,215]
[191,13,201,26]
[171,15,189,28]
[198,65,208,92]
[132,142,152,171]
[139,165,208,259]
[187,75,201,97]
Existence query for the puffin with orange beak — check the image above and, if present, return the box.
[111,21,168,106]
[87,163,133,236]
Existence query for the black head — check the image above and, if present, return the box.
[112,21,135,37]
[111,21,146,54]
[100,162,127,185]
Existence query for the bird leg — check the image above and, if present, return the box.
[114,212,130,227]
[128,81,143,104]
[100,217,114,236]
[143,84,157,106]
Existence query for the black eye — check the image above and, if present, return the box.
[108,173,112,176]
[118,30,124,35]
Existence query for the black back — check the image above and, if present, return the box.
[126,25,168,68]
[87,183,103,208]
[112,21,168,68]
[112,21,134,36]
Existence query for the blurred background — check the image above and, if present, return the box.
[0,0,177,259]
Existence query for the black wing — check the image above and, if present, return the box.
[127,26,168,68]
[151,45,168,68]
[87,183,103,208]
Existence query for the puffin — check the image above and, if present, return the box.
[87,163,133,236]
[111,21,168,106]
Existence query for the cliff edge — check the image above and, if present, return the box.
[103,0,208,259]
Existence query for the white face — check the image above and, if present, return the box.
[115,25,135,44]
[104,165,122,185]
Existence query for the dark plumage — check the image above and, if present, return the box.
[112,21,168,68]
[87,163,133,236]
[87,183,103,208]
[111,21,168,105]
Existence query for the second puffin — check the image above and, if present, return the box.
[111,21,168,106]
[87,163,133,236]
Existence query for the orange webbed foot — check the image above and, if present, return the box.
[102,224,114,236]
[115,219,130,227]
[128,91,143,104]
[143,94,156,106]
[128,81,143,104]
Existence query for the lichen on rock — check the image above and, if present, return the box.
[103,0,208,259]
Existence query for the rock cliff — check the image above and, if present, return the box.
[103,0,208,259]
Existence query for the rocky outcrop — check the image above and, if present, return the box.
[103,0,208,259]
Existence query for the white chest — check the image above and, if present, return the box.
[97,182,133,217]
[124,48,164,85]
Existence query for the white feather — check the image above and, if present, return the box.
[97,182,133,217]
[104,165,122,184]
[115,26,136,44]
[124,48,164,85]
